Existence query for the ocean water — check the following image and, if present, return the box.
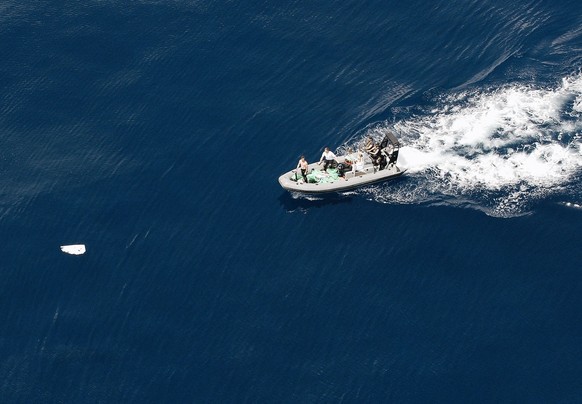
[1,0,581,402]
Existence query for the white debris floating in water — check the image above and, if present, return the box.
[60,244,86,255]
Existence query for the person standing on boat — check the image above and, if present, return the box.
[319,147,337,170]
[296,155,309,182]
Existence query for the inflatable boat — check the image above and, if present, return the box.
[278,132,405,194]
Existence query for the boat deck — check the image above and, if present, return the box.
[278,159,404,194]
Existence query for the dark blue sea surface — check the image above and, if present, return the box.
[1,0,581,402]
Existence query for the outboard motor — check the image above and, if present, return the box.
[388,148,399,164]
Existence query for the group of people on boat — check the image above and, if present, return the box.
[282,132,402,192]
[296,147,338,182]
[296,147,366,183]
[364,136,393,170]
[294,134,399,183]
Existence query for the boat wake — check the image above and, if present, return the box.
[352,73,582,217]
[562,201,582,210]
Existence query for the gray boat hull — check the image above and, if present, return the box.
[278,160,405,194]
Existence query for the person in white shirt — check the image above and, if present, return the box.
[352,152,364,174]
[319,147,337,170]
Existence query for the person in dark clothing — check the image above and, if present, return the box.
[319,147,337,170]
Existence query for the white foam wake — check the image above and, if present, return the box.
[353,74,582,217]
